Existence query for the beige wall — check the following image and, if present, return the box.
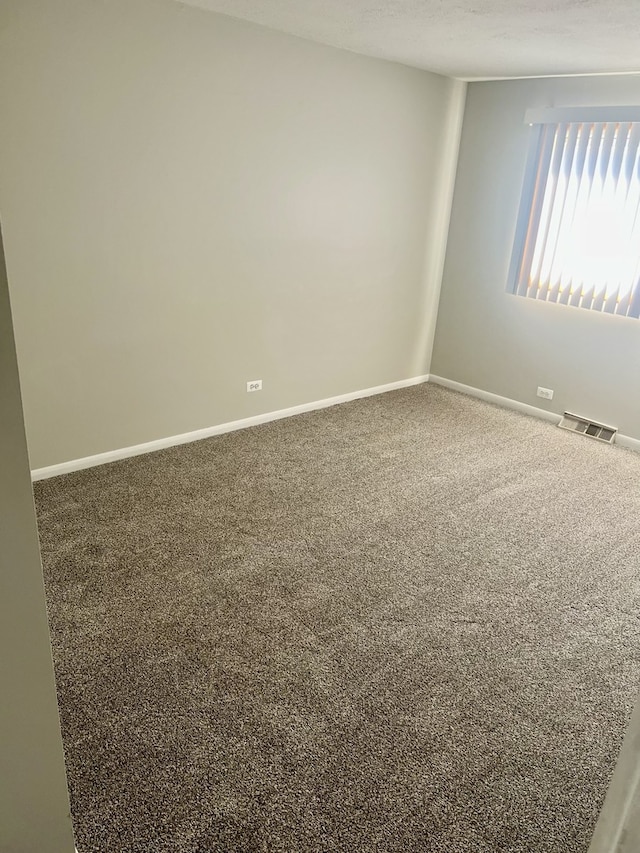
[432,74,640,441]
[0,0,463,470]
[0,223,75,851]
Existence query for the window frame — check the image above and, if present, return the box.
[507,105,640,317]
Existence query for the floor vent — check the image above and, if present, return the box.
[558,412,617,444]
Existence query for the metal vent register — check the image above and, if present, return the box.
[558,412,617,444]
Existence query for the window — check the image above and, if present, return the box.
[509,107,640,318]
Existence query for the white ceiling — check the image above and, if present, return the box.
[170,0,640,80]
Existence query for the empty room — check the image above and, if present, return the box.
[3,0,640,851]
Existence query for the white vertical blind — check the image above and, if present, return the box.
[514,121,640,318]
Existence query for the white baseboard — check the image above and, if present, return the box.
[31,375,430,481]
[429,374,640,451]
[428,375,561,424]
[616,433,640,452]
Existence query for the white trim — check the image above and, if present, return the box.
[31,375,430,481]
[615,433,640,452]
[428,375,561,424]
[460,71,640,83]
[429,375,640,451]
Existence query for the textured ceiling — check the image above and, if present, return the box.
[169,0,640,80]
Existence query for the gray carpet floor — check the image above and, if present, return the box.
[35,384,640,853]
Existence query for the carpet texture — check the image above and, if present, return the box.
[35,384,640,853]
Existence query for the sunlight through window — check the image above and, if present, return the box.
[511,120,640,317]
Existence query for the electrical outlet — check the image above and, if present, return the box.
[247,379,262,393]
[537,386,554,400]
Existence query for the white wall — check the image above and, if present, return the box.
[0,0,464,470]
[588,689,640,853]
[0,223,75,852]
[432,74,640,441]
